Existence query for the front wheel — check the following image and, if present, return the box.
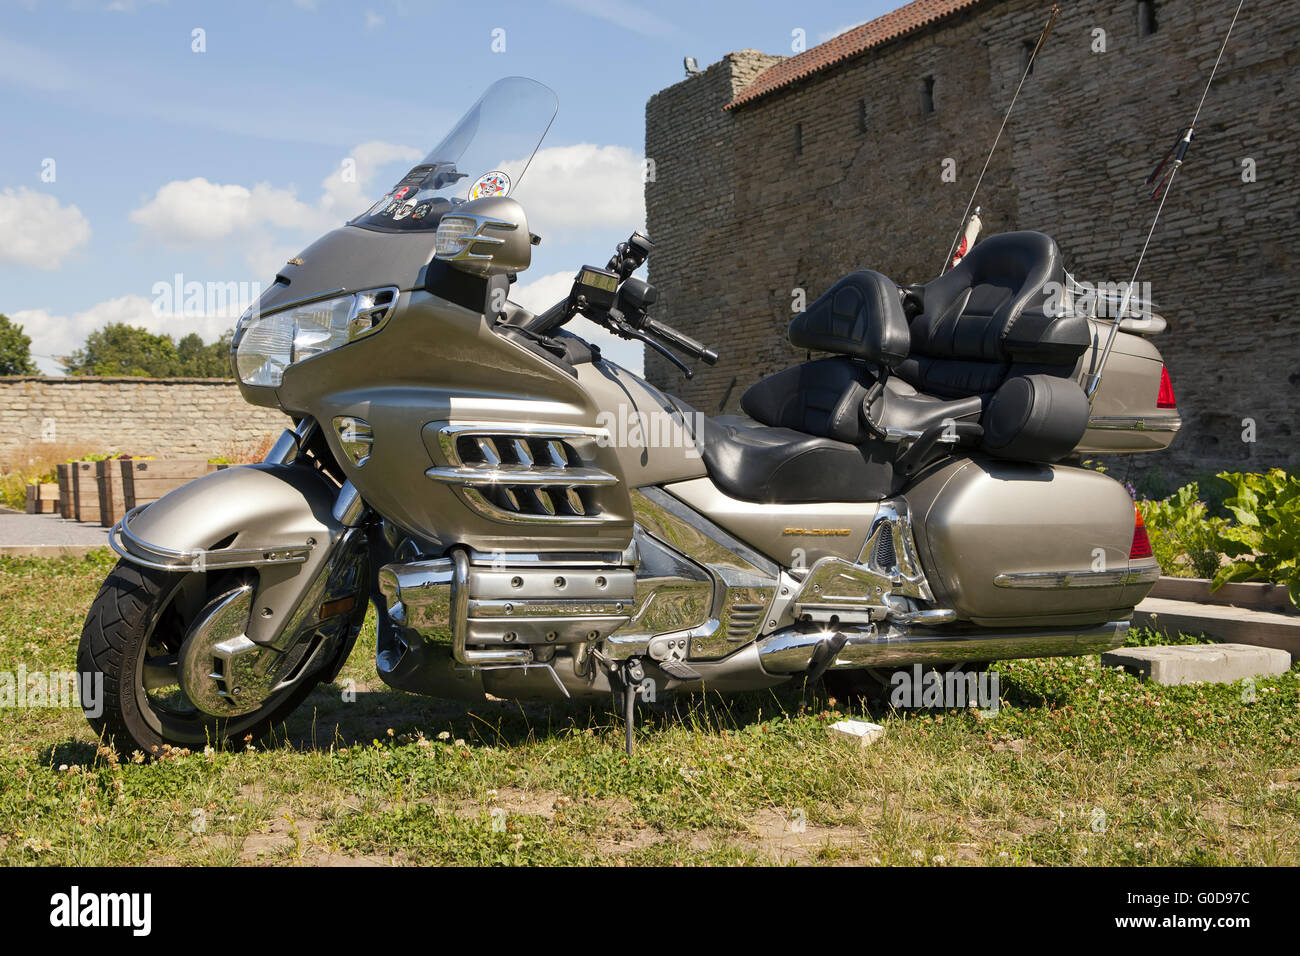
[78,560,322,758]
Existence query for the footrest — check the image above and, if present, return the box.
[658,659,703,681]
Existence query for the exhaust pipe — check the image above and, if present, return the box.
[757,620,1129,675]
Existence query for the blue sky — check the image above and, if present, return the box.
[0,0,897,373]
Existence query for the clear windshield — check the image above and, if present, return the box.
[351,76,558,232]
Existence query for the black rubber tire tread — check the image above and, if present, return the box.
[77,559,321,759]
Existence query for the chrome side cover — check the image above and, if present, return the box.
[624,487,778,660]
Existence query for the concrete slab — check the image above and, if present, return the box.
[828,719,885,748]
[0,514,110,557]
[1102,642,1293,686]
[1136,596,1300,661]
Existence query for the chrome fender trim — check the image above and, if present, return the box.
[110,506,314,572]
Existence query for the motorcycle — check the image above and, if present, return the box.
[78,76,1179,757]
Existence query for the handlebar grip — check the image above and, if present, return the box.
[643,317,719,365]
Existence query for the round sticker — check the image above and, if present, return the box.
[469,170,511,200]
[392,200,417,221]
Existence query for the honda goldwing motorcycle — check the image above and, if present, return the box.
[79,77,1180,756]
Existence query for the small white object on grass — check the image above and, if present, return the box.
[828,719,885,748]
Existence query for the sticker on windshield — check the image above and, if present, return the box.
[469,170,511,200]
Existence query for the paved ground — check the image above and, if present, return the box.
[0,514,111,557]
[1136,596,1300,661]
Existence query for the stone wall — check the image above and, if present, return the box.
[0,377,288,459]
[645,0,1299,488]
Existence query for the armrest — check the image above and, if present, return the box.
[896,421,983,477]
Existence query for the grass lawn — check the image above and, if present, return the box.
[1,550,1297,866]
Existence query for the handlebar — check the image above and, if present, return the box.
[640,317,719,366]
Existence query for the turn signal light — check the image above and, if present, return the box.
[319,595,358,620]
[1130,506,1153,560]
[1157,365,1176,408]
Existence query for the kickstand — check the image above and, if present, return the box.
[624,679,636,756]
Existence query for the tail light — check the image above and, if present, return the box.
[1130,506,1153,560]
[1156,365,1176,408]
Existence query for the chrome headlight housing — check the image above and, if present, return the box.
[233,287,398,387]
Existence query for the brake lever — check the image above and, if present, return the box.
[604,315,695,379]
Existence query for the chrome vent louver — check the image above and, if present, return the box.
[427,423,618,524]
[872,522,896,569]
[725,602,765,642]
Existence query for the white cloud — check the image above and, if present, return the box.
[364,9,384,29]
[512,143,644,237]
[511,270,644,375]
[553,0,678,39]
[106,0,168,13]
[14,292,250,376]
[128,178,325,243]
[126,140,640,269]
[817,21,867,44]
[318,140,422,222]
[128,140,421,269]
[0,188,92,270]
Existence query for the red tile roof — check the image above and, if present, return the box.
[725,0,988,110]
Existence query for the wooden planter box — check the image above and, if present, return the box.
[119,459,225,511]
[96,460,127,528]
[70,461,99,523]
[56,464,73,519]
[1149,576,1295,614]
[23,482,60,514]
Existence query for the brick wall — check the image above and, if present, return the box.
[645,0,1299,486]
[0,377,287,458]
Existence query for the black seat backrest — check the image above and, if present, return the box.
[895,231,1089,399]
[788,270,911,369]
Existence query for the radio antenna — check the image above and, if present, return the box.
[1084,0,1247,400]
[940,4,1059,275]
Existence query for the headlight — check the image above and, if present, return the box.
[234,288,397,387]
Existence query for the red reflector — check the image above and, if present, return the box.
[1156,365,1176,408]
[1130,507,1153,560]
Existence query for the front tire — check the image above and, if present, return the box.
[78,560,322,758]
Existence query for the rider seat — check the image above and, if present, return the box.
[696,232,1094,504]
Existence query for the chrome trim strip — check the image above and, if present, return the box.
[425,464,618,487]
[993,565,1162,589]
[1086,415,1182,432]
[436,422,610,456]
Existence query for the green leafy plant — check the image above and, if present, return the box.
[1212,469,1300,608]
[1138,483,1225,580]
